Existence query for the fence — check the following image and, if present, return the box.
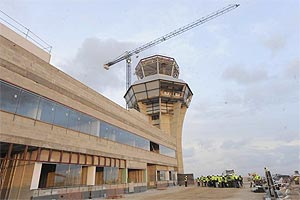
[0,10,52,53]
[32,183,148,199]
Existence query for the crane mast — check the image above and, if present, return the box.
[104,4,239,91]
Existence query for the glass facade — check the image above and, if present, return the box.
[39,164,82,188]
[39,164,124,188]
[160,145,176,158]
[37,97,55,124]
[0,80,175,157]
[0,82,20,113]
[16,90,40,118]
[55,164,82,187]
[103,167,120,184]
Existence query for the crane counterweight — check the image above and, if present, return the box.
[104,64,110,70]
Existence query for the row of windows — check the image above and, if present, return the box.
[0,80,175,157]
[39,164,122,188]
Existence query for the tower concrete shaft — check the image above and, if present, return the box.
[124,55,193,173]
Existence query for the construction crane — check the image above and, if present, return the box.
[104,4,240,91]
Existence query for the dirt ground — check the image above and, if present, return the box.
[122,183,265,200]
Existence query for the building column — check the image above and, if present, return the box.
[30,162,42,190]
[165,171,170,181]
[87,166,96,185]
[124,168,128,183]
[144,169,147,183]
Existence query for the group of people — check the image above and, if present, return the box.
[248,173,262,187]
[195,174,243,188]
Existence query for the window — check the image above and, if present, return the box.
[39,164,56,188]
[38,164,82,188]
[160,145,176,158]
[0,81,21,113]
[135,136,150,150]
[151,115,159,120]
[36,98,55,124]
[90,117,100,136]
[123,132,135,146]
[100,122,111,139]
[79,114,92,134]
[68,110,80,131]
[158,170,166,181]
[103,167,119,184]
[53,104,69,128]
[150,141,159,153]
[16,90,40,119]
[128,169,145,183]
[95,167,104,185]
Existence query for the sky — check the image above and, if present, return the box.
[1,0,299,177]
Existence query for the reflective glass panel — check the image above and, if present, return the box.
[90,118,100,136]
[53,164,82,187]
[67,165,81,186]
[135,136,150,150]
[115,129,128,145]
[135,92,147,100]
[16,90,40,119]
[0,81,20,113]
[147,89,159,98]
[100,122,111,139]
[123,131,135,146]
[79,114,92,134]
[68,110,80,131]
[37,98,55,124]
[54,164,69,187]
[53,104,69,128]
[110,128,117,141]
[160,145,176,158]
[103,167,119,184]
[132,84,146,93]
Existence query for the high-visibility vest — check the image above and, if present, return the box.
[218,177,222,183]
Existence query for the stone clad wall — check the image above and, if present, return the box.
[0,35,177,166]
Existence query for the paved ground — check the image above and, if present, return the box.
[121,184,264,200]
[91,183,300,199]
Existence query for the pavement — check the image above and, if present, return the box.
[90,182,300,199]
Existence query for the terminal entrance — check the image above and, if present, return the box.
[147,163,177,189]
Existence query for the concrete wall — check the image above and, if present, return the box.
[0,23,51,63]
[0,35,176,151]
[0,34,178,167]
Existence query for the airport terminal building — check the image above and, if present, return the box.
[0,23,192,199]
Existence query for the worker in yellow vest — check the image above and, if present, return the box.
[196,177,200,187]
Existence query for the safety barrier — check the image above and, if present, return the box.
[31,183,148,199]
[0,10,52,53]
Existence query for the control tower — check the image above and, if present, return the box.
[124,55,193,173]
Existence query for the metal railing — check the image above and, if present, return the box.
[32,182,148,198]
[0,10,52,53]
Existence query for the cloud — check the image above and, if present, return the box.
[251,20,289,56]
[262,34,287,56]
[184,138,300,177]
[57,37,136,94]
[222,65,268,85]
[220,140,248,150]
[183,146,195,158]
[285,58,300,80]
[220,59,299,110]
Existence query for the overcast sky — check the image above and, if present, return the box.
[1,0,299,177]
